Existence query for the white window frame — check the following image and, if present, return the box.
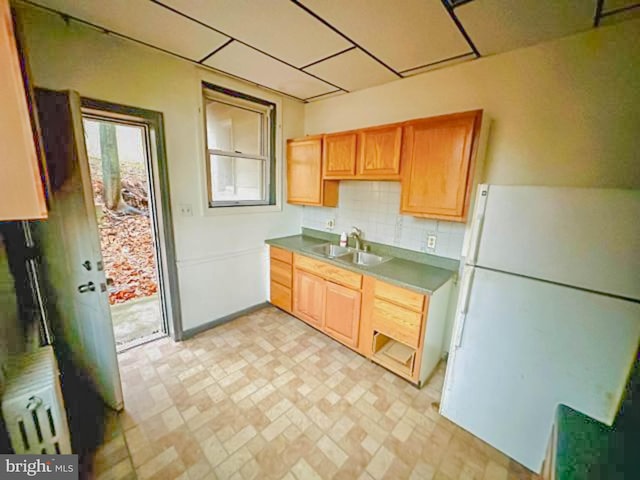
[203,84,276,208]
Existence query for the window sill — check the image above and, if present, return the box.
[203,203,283,216]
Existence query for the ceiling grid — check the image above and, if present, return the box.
[21,0,636,102]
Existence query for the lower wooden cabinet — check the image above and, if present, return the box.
[270,280,291,312]
[371,297,423,349]
[269,246,292,313]
[293,269,325,328]
[323,281,361,348]
[269,248,453,387]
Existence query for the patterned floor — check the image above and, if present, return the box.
[94,306,539,480]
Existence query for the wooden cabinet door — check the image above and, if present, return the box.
[357,125,402,179]
[0,0,47,220]
[287,136,322,205]
[270,280,292,312]
[323,132,357,178]
[293,269,325,328]
[400,111,481,221]
[323,281,361,348]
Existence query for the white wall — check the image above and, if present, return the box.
[17,4,304,331]
[305,19,640,189]
[304,19,640,354]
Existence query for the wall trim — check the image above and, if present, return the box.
[181,302,269,340]
[177,246,265,268]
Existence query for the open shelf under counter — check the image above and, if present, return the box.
[371,331,417,382]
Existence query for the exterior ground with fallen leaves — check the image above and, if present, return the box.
[89,156,158,305]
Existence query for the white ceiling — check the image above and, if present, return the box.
[455,0,596,55]
[299,0,471,73]
[26,0,638,102]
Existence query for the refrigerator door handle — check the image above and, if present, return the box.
[466,184,489,266]
[454,268,475,349]
[469,214,485,265]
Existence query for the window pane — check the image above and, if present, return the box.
[205,100,262,156]
[210,154,265,203]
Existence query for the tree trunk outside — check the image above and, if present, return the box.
[99,122,122,210]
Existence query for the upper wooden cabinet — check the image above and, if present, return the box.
[287,136,338,206]
[323,132,357,178]
[0,0,47,221]
[322,126,403,180]
[400,111,482,222]
[357,125,402,179]
[287,109,483,219]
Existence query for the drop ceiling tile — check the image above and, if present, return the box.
[599,5,640,24]
[30,0,230,61]
[305,49,398,92]
[161,0,352,67]
[600,0,640,24]
[602,0,640,13]
[401,52,476,77]
[298,0,470,73]
[456,0,595,55]
[203,42,336,100]
[305,90,345,102]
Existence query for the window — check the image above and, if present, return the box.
[203,83,276,207]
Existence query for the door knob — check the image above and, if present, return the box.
[78,282,96,293]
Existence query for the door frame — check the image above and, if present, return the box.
[80,97,183,341]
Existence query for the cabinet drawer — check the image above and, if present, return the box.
[374,280,425,313]
[270,280,291,312]
[270,258,292,288]
[294,254,362,289]
[270,246,292,264]
[371,298,422,348]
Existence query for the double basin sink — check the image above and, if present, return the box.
[306,243,392,267]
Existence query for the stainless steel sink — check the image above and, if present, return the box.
[308,243,354,258]
[341,251,392,267]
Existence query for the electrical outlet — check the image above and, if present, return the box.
[326,218,335,230]
[427,234,437,249]
[179,204,193,216]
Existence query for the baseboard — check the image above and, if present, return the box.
[180,302,269,340]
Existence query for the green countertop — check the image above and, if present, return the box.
[266,233,457,295]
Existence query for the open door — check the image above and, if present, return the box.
[34,88,123,410]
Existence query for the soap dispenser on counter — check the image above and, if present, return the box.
[339,232,347,247]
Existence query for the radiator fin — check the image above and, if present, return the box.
[2,346,72,454]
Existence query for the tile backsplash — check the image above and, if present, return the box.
[302,181,466,259]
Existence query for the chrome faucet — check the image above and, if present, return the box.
[349,227,363,250]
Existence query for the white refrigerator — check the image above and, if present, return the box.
[440,184,640,473]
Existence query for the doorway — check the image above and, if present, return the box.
[79,100,182,351]
[82,115,163,350]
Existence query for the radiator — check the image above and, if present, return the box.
[2,346,72,454]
